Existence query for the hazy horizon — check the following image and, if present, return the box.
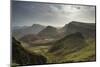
[12,0,96,27]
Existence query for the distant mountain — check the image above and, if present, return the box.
[38,26,59,39]
[12,37,47,66]
[12,24,46,39]
[49,32,87,55]
[19,26,60,44]
[63,21,96,39]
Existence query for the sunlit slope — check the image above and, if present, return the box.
[28,32,96,63]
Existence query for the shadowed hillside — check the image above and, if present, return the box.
[63,21,96,39]
[45,32,96,63]
[49,32,87,55]
[12,37,47,66]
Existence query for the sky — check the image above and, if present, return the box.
[12,0,96,27]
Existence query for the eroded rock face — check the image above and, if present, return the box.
[12,37,47,66]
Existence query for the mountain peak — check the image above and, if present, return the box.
[69,21,83,25]
[32,24,42,27]
[46,25,54,28]
[42,25,58,31]
[38,26,58,38]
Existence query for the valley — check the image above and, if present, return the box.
[12,21,96,66]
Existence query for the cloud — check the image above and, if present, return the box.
[12,1,95,27]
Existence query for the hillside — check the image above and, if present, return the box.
[12,24,45,39]
[64,21,96,39]
[47,32,95,63]
[12,21,96,65]
[38,26,59,39]
[49,32,87,54]
[12,37,47,66]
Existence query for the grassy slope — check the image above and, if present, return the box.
[26,38,95,64]
[21,32,96,64]
[60,39,96,62]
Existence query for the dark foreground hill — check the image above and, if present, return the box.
[12,37,47,66]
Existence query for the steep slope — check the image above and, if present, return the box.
[49,32,87,55]
[44,32,95,63]
[12,37,47,66]
[60,39,96,63]
[38,26,59,39]
[60,24,68,33]
[64,21,96,39]
[12,24,45,39]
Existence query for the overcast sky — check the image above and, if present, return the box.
[12,0,96,27]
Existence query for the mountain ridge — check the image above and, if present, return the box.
[13,24,46,39]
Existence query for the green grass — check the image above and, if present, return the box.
[23,39,96,64]
[61,40,95,62]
